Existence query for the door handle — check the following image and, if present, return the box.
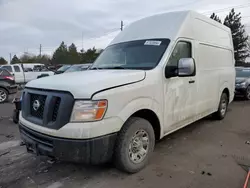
[189,80,195,84]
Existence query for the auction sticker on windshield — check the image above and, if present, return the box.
[144,40,162,46]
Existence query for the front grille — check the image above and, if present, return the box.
[21,88,74,130]
[52,97,61,122]
[30,94,46,119]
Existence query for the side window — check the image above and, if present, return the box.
[2,66,13,73]
[168,41,192,67]
[14,65,21,72]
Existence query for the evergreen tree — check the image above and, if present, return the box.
[37,55,51,64]
[0,57,7,65]
[68,43,80,64]
[80,47,100,64]
[224,9,249,64]
[210,13,222,23]
[52,41,69,64]
[10,55,20,64]
[20,54,37,64]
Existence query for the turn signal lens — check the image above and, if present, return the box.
[70,100,108,122]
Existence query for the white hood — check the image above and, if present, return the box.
[26,70,145,98]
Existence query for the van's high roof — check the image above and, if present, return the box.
[111,10,232,49]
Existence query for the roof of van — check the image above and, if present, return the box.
[110,10,232,49]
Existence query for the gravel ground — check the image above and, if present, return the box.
[0,98,250,188]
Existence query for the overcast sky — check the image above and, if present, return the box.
[0,0,250,62]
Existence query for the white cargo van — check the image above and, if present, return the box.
[19,11,235,173]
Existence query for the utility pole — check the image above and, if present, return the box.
[39,44,42,57]
[120,20,124,31]
[81,31,84,53]
[9,53,12,64]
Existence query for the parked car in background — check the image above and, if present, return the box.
[24,68,33,72]
[0,68,17,103]
[22,63,44,71]
[64,64,92,73]
[54,65,72,74]
[235,67,250,99]
[33,65,46,71]
[0,64,54,84]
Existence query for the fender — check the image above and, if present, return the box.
[219,81,231,102]
[117,97,164,138]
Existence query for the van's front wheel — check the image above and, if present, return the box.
[114,117,155,173]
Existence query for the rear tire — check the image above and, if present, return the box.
[244,86,250,100]
[214,92,228,120]
[114,117,155,173]
[0,88,8,103]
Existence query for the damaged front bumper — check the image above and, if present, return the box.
[19,123,117,164]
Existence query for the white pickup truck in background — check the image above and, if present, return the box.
[0,64,54,84]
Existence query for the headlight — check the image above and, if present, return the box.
[70,100,107,122]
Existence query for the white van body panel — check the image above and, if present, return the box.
[19,115,124,139]
[21,10,235,140]
[26,70,145,98]
[92,71,164,136]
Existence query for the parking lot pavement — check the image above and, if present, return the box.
[1,100,250,188]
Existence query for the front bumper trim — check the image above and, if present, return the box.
[19,123,117,164]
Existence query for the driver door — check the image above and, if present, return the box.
[163,40,197,133]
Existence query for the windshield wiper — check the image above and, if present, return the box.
[90,66,126,70]
[103,66,126,69]
[89,67,102,70]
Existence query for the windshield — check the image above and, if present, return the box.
[57,65,71,72]
[236,69,250,77]
[92,39,170,70]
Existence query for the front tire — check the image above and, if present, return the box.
[114,117,155,173]
[214,92,228,120]
[0,88,8,103]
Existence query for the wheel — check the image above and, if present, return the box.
[213,92,228,120]
[0,88,8,103]
[114,117,155,173]
[245,86,250,100]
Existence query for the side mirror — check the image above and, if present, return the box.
[178,58,195,77]
[165,65,178,78]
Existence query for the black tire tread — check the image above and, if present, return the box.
[114,117,155,173]
[114,117,140,172]
[213,92,228,120]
